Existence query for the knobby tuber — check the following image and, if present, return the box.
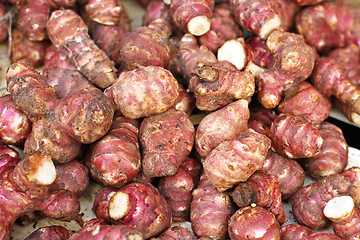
[0,94,31,145]
[324,196,360,240]
[249,30,316,109]
[290,167,360,229]
[203,128,271,192]
[310,57,360,116]
[85,0,130,26]
[190,173,235,240]
[170,0,214,36]
[195,99,250,160]
[231,172,288,224]
[47,9,117,89]
[119,17,171,70]
[188,60,255,111]
[230,0,282,40]
[228,206,281,240]
[139,108,195,177]
[295,1,360,53]
[280,224,315,240]
[94,182,172,238]
[6,59,114,163]
[248,102,277,137]
[87,112,141,187]
[157,157,202,221]
[0,153,80,240]
[104,65,179,119]
[277,81,332,125]
[304,121,348,180]
[269,113,323,159]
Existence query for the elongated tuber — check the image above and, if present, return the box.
[195,99,250,160]
[157,157,201,221]
[190,173,235,240]
[47,9,117,89]
[87,112,141,187]
[140,108,195,177]
[304,121,348,180]
[280,224,314,240]
[203,128,271,192]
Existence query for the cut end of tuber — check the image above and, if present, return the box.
[323,196,354,222]
[27,154,56,185]
[109,191,131,220]
[259,16,282,40]
[187,15,211,36]
[217,39,247,70]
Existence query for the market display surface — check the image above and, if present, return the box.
[0,0,360,239]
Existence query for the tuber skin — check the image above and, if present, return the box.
[228,206,281,240]
[230,0,282,40]
[47,9,117,89]
[24,226,72,240]
[150,225,196,240]
[17,0,76,42]
[276,0,300,32]
[260,150,305,200]
[309,57,360,116]
[333,99,360,126]
[246,36,274,70]
[0,143,20,175]
[328,44,360,86]
[104,65,179,119]
[0,3,8,43]
[231,172,288,225]
[324,196,360,240]
[43,44,77,72]
[277,81,332,125]
[0,94,32,145]
[85,0,130,26]
[93,187,118,223]
[203,128,271,192]
[87,112,141,187]
[42,67,95,100]
[280,224,314,240]
[170,0,214,36]
[295,1,360,53]
[6,59,114,163]
[139,108,195,177]
[304,121,348,180]
[190,173,235,240]
[188,60,255,111]
[195,99,250,160]
[157,157,202,221]
[68,219,144,240]
[290,168,360,229]
[119,17,172,70]
[198,2,242,53]
[250,30,316,109]
[269,113,323,159]
[9,28,49,68]
[96,182,172,239]
[0,153,79,240]
[303,232,341,240]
